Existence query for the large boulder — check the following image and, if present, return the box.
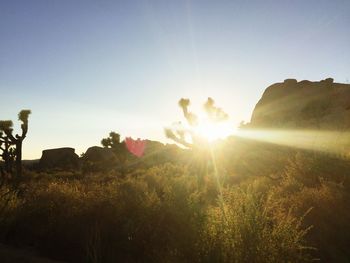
[249,78,350,129]
[82,146,119,172]
[39,147,79,170]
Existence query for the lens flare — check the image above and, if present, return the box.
[235,129,350,157]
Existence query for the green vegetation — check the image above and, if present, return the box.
[1,136,350,262]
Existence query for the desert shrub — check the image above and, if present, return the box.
[199,185,312,263]
[120,165,205,262]
[1,166,206,262]
[1,150,349,262]
[284,152,350,187]
[0,186,20,241]
[271,178,350,262]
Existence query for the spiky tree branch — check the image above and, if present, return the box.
[164,98,197,148]
[178,98,198,126]
[0,131,15,175]
[0,110,31,182]
[0,131,4,180]
[165,97,229,149]
[164,127,193,148]
[204,97,229,122]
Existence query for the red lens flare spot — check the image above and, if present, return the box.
[125,137,146,157]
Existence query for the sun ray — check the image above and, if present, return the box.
[235,129,350,158]
[194,119,234,142]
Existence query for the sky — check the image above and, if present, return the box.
[0,0,349,159]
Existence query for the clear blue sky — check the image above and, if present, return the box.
[1,0,349,159]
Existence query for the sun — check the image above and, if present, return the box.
[194,119,234,142]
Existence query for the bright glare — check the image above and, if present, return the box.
[235,129,350,157]
[194,119,233,142]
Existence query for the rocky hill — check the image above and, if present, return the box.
[248,78,350,130]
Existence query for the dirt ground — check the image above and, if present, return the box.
[0,243,66,263]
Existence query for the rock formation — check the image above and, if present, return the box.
[82,146,119,172]
[39,147,79,170]
[248,78,350,130]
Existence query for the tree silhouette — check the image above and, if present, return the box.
[0,130,15,175]
[101,131,127,162]
[204,97,229,122]
[0,131,7,178]
[0,110,31,182]
[178,98,198,126]
[101,131,121,149]
[165,97,228,149]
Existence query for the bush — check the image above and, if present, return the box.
[200,185,312,263]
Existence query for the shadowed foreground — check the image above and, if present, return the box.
[0,243,66,263]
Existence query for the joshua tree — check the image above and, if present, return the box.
[164,99,197,149]
[165,98,230,192]
[0,110,31,181]
[165,97,228,149]
[0,131,15,174]
[203,97,229,122]
[0,131,5,178]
